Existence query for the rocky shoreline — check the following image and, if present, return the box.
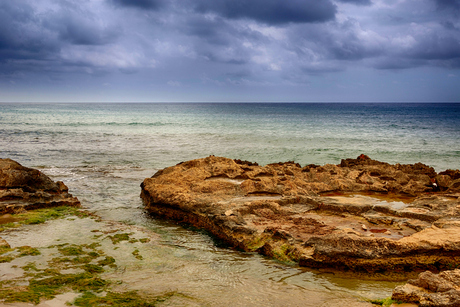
[0,158,187,306]
[141,155,460,277]
[3,156,460,306]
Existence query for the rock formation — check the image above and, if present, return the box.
[0,158,80,214]
[141,155,460,276]
[392,269,460,306]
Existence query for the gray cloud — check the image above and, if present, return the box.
[434,0,460,11]
[110,0,165,10]
[0,2,58,73]
[1,0,459,102]
[337,0,373,5]
[57,15,119,46]
[193,0,337,25]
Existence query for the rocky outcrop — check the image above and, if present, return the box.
[392,270,460,306]
[0,158,80,214]
[140,155,460,275]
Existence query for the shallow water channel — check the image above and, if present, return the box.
[2,165,403,306]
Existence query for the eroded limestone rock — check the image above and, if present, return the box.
[393,270,460,306]
[140,155,460,275]
[0,158,80,214]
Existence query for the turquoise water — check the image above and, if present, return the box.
[1,102,459,305]
[2,103,459,171]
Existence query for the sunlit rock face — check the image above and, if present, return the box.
[141,155,460,276]
[0,158,80,214]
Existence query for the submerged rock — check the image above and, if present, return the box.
[140,155,460,275]
[392,269,460,306]
[0,158,80,214]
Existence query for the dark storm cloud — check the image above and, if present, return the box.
[0,0,125,78]
[180,17,260,64]
[1,0,460,102]
[434,0,460,11]
[0,2,54,60]
[414,36,460,61]
[0,1,62,79]
[184,17,233,46]
[193,0,337,25]
[54,13,119,46]
[110,0,165,10]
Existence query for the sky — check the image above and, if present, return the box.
[1,0,460,102]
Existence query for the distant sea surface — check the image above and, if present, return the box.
[2,103,459,171]
[1,102,460,305]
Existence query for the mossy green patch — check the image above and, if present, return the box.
[132,249,143,260]
[87,251,99,258]
[271,243,298,265]
[0,271,108,305]
[22,262,39,272]
[369,297,403,306]
[17,246,41,257]
[0,245,13,255]
[108,233,131,244]
[25,216,47,225]
[0,239,112,304]
[83,264,104,274]
[73,290,176,307]
[0,207,89,231]
[0,208,183,306]
[30,272,108,292]
[71,256,94,264]
[246,235,268,251]
[59,245,85,256]
[0,245,41,263]
[98,256,116,266]
[83,242,101,250]
[0,255,14,263]
[0,288,42,305]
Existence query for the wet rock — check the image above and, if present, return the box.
[392,270,460,306]
[141,155,460,274]
[0,158,80,214]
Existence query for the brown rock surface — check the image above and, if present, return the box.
[392,269,460,306]
[140,155,460,275]
[0,158,80,214]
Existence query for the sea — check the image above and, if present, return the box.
[1,102,460,306]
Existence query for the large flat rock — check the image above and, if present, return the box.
[141,155,460,276]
